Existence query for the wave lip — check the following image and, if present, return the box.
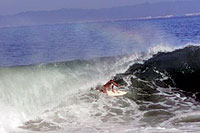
[120,45,200,99]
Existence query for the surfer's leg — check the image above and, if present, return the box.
[103,87,107,93]
[111,85,115,93]
[112,89,115,93]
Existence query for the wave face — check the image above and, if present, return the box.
[2,45,200,133]
[0,52,146,132]
[0,44,177,132]
[114,45,200,132]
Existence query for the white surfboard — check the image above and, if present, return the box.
[106,90,127,96]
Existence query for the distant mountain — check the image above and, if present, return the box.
[0,0,200,27]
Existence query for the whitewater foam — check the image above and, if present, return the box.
[0,44,183,132]
[0,50,145,132]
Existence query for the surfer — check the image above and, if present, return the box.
[103,80,118,94]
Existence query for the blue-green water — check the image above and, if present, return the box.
[0,16,200,133]
[0,16,200,66]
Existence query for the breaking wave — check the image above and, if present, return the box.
[1,44,200,133]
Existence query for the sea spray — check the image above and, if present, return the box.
[0,51,145,132]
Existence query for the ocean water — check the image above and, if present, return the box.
[0,16,200,133]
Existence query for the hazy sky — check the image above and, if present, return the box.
[0,0,191,15]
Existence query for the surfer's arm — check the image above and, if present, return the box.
[111,81,118,87]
